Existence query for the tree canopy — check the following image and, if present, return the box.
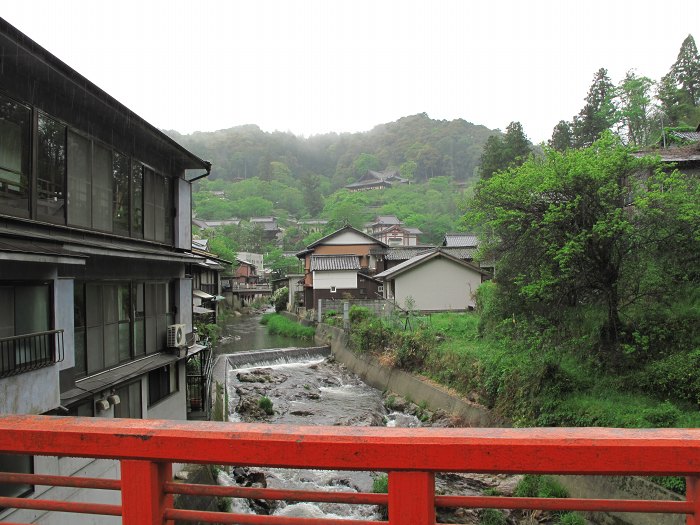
[478,121,531,179]
[466,133,699,366]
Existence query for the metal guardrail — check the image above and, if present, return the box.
[0,417,700,523]
[0,329,64,378]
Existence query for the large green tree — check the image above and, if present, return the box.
[478,122,531,179]
[615,70,656,146]
[549,120,573,151]
[467,132,699,364]
[657,34,700,127]
[572,68,617,147]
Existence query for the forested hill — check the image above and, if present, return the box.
[165,113,497,189]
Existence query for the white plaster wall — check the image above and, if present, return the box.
[313,271,357,290]
[393,258,482,311]
[323,231,374,245]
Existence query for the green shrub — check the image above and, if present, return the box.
[642,401,681,427]
[558,512,586,525]
[480,508,507,525]
[349,305,372,324]
[372,474,388,493]
[651,475,686,495]
[258,396,274,415]
[514,475,568,499]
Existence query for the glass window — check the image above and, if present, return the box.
[148,363,177,406]
[133,283,145,357]
[118,284,131,362]
[0,95,31,218]
[131,163,143,238]
[143,168,156,241]
[163,176,173,245]
[67,132,91,228]
[153,173,165,243]
[92,143,112,232]
[85,284,104,374]
[37,114,67,224]
[113,152,130,236]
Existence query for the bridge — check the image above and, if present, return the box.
[0,416,699,524]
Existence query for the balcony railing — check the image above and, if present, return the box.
[0,417,699,523]
[0,329,64,379]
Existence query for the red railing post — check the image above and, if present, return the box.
[121,460,173,525]
[388,471,435,525]
[687,476,700,525]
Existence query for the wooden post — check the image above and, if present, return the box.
[388,471,435,525]
[121,460,172,525]
[687,476,700,525]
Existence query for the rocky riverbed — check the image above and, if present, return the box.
[219,357,586,524]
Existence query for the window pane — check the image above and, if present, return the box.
[118,284,130,322]
[118,322,130,362]
[112,152,130,236]
[131,163,143,238]
[0,287,14,338]
[103,323,118,368]
[86,284,103,326]
[86,326,104,374]
[0,96,31,217]
[163,176,173,245]
[133,319,145,357]
[104,285,118,324]
[67,132,91,228]
[74,328,86,376]
[153,173,165,242]
[73,281,85,328]
[37,114,67,224]
[145,317,157,354]
[143,168,156,240]
[92,144,112,232]
[15,285,49,335]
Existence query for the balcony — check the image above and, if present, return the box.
[1,416,700,524]
[0,329,64,378]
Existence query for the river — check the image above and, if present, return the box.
[212,312,568,524]
[214,310,316,354]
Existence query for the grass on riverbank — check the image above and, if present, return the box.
[349,310,700,428]
[349,310,700,493]
[260,313,315,340]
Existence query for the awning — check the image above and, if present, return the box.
[0,238,87,266]
[193,306,215,315]
[193,289,215,300]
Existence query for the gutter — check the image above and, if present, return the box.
[186,161,213,183]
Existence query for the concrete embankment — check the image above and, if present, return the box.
[314,322,684,525]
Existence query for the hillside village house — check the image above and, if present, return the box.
[375,249,491,312]
[0,18,211,522]
[345,169,408,192]
[364,215,422,247]
[296,226,387,308]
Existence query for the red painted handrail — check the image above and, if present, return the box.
[0,415,698,524]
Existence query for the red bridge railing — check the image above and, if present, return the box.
[1,415,700,524]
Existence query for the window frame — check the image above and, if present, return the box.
[147,363,179,407]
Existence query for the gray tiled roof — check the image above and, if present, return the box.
[443,233,479,248]
[384,246,476,261]
[310,255,360,271]
[670,131,700,142]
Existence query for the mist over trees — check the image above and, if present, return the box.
[167,113,496,192]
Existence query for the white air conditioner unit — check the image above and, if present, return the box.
[167,324,186,349]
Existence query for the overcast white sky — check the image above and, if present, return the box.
[3,1,699,143]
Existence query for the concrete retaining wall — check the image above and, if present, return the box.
[315,322,685,525]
